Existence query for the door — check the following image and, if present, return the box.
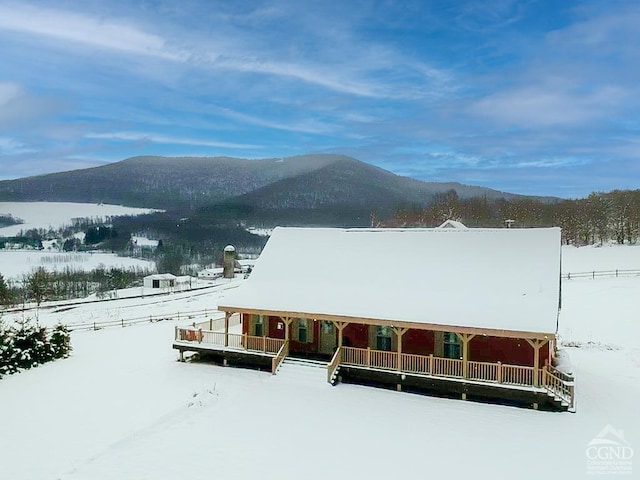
[318,321,337,355]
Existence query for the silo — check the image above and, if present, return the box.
[223,245,236,278]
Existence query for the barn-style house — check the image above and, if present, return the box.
[173,226,575,411]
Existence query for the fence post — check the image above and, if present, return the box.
[93,322,96,331]
[122,319,124,328]
[366,347,371,366]
[263,336,267,352]
[497,361,502,383]
[429,354,434,375]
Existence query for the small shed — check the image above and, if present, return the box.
[143,273,176,289]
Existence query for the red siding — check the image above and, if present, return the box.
[268,316,285,339]
[242,313,250,335]
[402,330,435,355]
[470,336,549,367]
[343,324,369,349]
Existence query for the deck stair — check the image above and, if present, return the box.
[274,357,329,386]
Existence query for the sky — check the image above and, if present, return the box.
[0,0,639,198]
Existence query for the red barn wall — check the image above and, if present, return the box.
[402,330,435,355]
[268,316,285,339]
[343,324,369,348]
[242,313,250,335]
[470,336,549,367]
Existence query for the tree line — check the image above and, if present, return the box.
[0,266,153,307]
[390,189,640,245]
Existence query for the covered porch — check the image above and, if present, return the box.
[174,309,575,411]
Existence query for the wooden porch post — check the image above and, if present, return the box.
[332,321,349,347]
[282,317,292,342]
[394,327,408,371]
[525,339,548,387]
[224,312,230,347]
[456,333,475,379]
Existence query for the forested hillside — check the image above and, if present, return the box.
[391,189,640,245]
[0,154,526,211]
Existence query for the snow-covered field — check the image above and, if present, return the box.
[0,202,159,280]
[0,250,155,281]
[0,202,159,237]
[1,244,639,479]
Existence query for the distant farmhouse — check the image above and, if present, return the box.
[174,225,575,411]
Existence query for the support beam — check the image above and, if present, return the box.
[224,312,231,347]
[394,327,408,371]
[281,317,293,342]
[456,333,476,379]
[525,338,548,387]
[332,321,349,347]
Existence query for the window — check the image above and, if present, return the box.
[443,332,461,359]
[376,326,392,351]
[298,318,308,343]
[253,315,264,337]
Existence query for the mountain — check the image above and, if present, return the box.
[225,156,517,210]
[0,154,523,215]
[0,155,340,209]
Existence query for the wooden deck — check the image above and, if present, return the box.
[173,326,288,373]
[173,327,575,411]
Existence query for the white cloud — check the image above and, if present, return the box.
[0,81,63,126]
[85,132,259,149]
[0,82,21,105]
[0,4,183,60]
[0,136,32,154]
[470,85,626,127]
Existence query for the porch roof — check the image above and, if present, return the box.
[219,227,561,336]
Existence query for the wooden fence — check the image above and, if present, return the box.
[67,309,236,332]
[563,269,640,280]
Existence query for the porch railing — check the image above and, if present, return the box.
[327,346,342,383]
[271,341,289,374]
[543,366,575,410]
[468,360,499,382]
[334,346,573,395]
[174,327,284,355]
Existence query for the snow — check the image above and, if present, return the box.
[0,250,155,281]
[0,241,639,480]
[0,202,158,280]
[131,235,159,248]
[0,202,160,236]
[562,243,640,273]
[221,227,562,334]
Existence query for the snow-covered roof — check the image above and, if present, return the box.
[220,227,562,335]
[145,273,176,280]
[437,219,467,229]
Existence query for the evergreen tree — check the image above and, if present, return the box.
[0,320,17,378]
[50,323,72,359]
[0,273,12,307]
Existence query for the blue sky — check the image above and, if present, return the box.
[0,0,639,198]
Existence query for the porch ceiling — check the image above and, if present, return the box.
[217,305,555,340]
